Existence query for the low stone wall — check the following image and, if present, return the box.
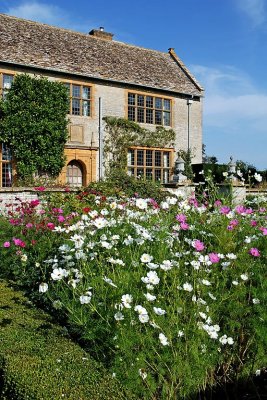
[0,187,71,214]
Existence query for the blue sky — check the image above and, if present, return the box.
[1,0,267,169]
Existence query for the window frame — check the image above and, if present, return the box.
[127,146,174,183]
[62,80,93,117]
[0,143,13,187]
[127,91,172,127]
[0,71,14,99]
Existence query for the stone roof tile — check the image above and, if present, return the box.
[0,13,203,95]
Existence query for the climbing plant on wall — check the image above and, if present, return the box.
[103,116,176,174]
[0,74,69,182]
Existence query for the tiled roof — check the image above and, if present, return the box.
[0,13,203,95]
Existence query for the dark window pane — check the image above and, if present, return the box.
[155,97,162,109]
[2,163,12,187]
[163,152,170,167]
[146,150,153,166]
[2,144,12,161]
[137,95,144,107]
[155,110,162,125]
[128,107,135,121]
[137,108,144,123]
[146,109,153,124]
[72,99,80,115]
[146,96,153,108]
[72,85,80,98]
[155,169,161,181]
[137,150,144,166]
[155,151,161,166]
[164,99,171,110]
[128,93,135,105]
[163,111,170,126]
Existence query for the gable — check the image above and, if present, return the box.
[0,14,203,96]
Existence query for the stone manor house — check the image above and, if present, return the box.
[0,13,204,188]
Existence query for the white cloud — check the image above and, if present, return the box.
[5,1,99,33]
[236,0,266,28]
[191,64,267,168]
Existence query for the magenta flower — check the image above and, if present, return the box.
[193,240,205,252]
[34,186,46,191]
[180,222,189,230]
[251,220,257,227]
[176,214,187,223]
[209,253,220,263]
[26,223,33,229]
[47,222,55,230]
[30,199,40,207]
[235,205,246,214]
[57,215,65,223]
[214,200,222,207]
[3,241,10,248]
[261,227,267,235]
[249,248,261,257]
[13,238,26,248]
[230,219,239,227]
[220,206,231,215]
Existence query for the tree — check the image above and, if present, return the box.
[0,74,69,182]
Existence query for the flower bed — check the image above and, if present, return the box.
[0,191,266,399]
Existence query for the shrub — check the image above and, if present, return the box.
[0,280,134,400]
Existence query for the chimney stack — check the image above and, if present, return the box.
[89,27,114,40]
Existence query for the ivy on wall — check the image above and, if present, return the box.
[103,116,176,174]
[0,74,69,182]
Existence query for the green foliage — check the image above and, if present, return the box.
[103,116,175,174]
[1,191,267,399]
[0,74,69,182]
[0,280,133,400]
[86,170,168,201]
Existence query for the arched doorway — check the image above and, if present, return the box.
[66,160,84,187]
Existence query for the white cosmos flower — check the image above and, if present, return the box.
[178,330,184,337]
[240,274,249,281]
[183,282,193,292]
[232,280,239,286]
[80,294,92,304]
[159,332,169,346]
[201,279,211,286]
[89,210,98,218]
[144,293,156,301]
[160,260,172,271]
[114,312,124,321]
[140,253,153,263]
[199,312,207,320]
[136,198,148,210]
[153,307,166,315]
[39,283,48,293]
[93,217,108,229]
[139,313,149,323]
[226,253,237,260]
[121,294,133,308]
[51,267,69,281]
[147,262,159,269]
[141,271,160,285]
[160,201,169,209]
[134,305,147,315]
[253,298,260,304]
[254,173,262,182]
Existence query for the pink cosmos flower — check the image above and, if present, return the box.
[249,248,261,257]
[220,206,231,215]
[47,222,55,230]
[193,240,205,252]
[214,200,222,207]
[3,241,10,248]
[235,205,246,214]
[230,219,239,227]
[13,238,26,248]
[26,223,33,229]
[180,222,189,230]
[209,253,220,263]
[57,215,65,223]
[260,227,267,235]
[251,220,257,227]
[34,186,46,191]
[30,199,40,207]
[176,214,187,223]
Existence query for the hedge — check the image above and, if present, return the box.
[0,280,134,400]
